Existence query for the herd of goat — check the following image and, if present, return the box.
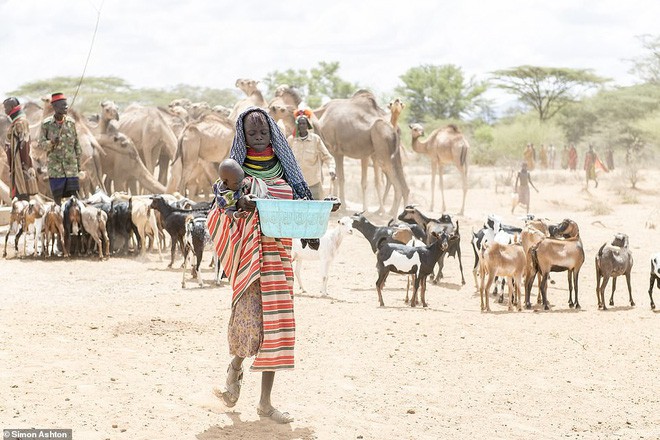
[3,191,660,311]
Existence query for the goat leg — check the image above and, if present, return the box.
[609,277,617,306]
[625,272,634,307]
[540,274,550,311]
[573,270,581,310]
[567,271,575,308]
[649,275,656,310]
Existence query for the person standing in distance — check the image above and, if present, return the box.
[287,110,335,200]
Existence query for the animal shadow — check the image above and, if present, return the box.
[197,411,316,440]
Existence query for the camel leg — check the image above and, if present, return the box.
[157,151,169,187]
[609,277,617,306]
[360,158,369,213]
[335,155,346,212]
[438,165,446,214]
[459,167,468,216]
[373,161,385,215]
[430,160,437,212]
[625,272,635,306]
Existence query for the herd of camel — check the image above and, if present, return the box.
[0,80,471,216]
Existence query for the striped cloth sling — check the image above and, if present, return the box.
[207,176,295,371]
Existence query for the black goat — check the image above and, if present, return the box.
[376,231,449,307]
[62,196,87,257]
[150,195,207,268]
[350,213,399,253]
[397,206,465,285]
[182,215,210,288]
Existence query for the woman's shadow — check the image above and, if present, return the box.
[197,411,316,440]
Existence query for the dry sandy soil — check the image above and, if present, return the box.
[1,164,659,440]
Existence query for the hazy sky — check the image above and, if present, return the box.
[1,0,658,104]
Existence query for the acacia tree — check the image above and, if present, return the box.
[629,34,660,84]
[490,66,607,122]
[263,61,357,108]
[395,64,488,122]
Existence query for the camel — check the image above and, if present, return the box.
[229,79,268,121]
[268,85,302,137]
[409,123,469,215]
[311,90,409,216]
[118,104,178,186]
[167,113,235,195]
[374,98,407,205]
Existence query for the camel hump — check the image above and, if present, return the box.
[446,124,461,133]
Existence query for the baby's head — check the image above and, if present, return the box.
[218,158,245,191]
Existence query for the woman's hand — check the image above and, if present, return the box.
[237,194,257,212]
[324,196,341,212]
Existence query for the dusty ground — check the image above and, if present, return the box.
[1,165,659,440]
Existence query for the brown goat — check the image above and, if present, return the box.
[526,219,585,310]
[479,241,526,312]
[3,198,29,258]
[43,203,67,258]
[595,233,634,309]
[22,199,46,257]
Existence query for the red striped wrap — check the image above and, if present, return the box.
[207,176,295,371]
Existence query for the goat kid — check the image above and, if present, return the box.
[81,205,110,259]
[595,233,634,309]
[375,231,449,308]
[291,216,353,295]
[181,215,208,288]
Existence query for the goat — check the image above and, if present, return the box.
[375,231,449,307]
[387,218,427,242]
[62,196,86,257]
[479,241,526,312]
[42,203,67,258]
[3,198,29,258]
[471,214,518,296]
[595,233,634,309]
[81,205,110,259]
[21,198,46,257]
[150,195,207,268]
[350,212,398,253]
[291,216,353,295]
[649,253,660,309]
[397,206,465,285]
[181,215,208,288]
[526,219,585,310]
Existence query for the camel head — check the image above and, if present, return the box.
[388,98,405,114]
[409,123,424,139]
[100,100,119,121]
[236,78,259,96]
[212,105,231,118]
[112,132,139,160]
[169,98,192,110]
[189,102,211,120]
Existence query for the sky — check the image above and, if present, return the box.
[1,0,659,106]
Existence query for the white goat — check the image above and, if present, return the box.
[291,216,353,295]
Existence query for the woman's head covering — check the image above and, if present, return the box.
[230,107,313,200]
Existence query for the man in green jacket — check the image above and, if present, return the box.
[39,93,82,205]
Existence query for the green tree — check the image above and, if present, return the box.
[263,61,358,108]
[395,64,488,122]
[490,66,607,122]
[558,83,660,151]
[629,34,660,84]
